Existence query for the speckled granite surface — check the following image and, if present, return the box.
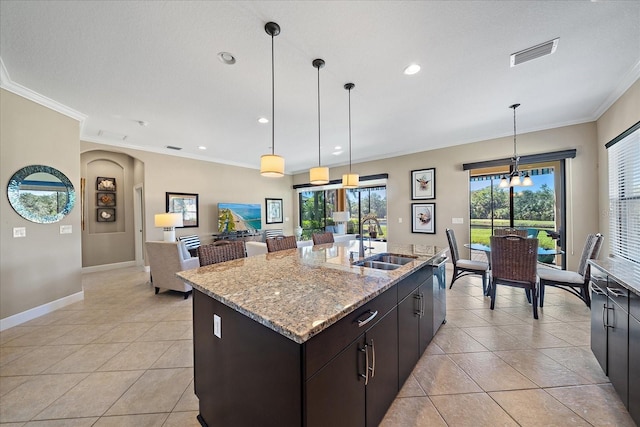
[177,240,447,343]
[589,257,640,295]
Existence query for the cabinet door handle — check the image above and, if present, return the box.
[603,304,614,329]
[357,310,378,328]
[420,292,425,318]
[369,339,376,379]
[359,343,369,385]
[413,294,421,316]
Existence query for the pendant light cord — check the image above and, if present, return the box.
[271,32,275,156]
[317,64,321,167]
[348,86,352,173]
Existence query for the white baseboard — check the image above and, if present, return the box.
[82,260,137,273]
[0,291,84,331]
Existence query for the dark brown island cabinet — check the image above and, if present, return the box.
[191,256,447,427]
[589,259,640,425]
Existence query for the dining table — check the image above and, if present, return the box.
[464,242,564,268]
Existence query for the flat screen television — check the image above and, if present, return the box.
[218,203,262,233]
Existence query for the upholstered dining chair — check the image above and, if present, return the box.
[494,228,528,237]
[266,235,298,252]
[197,241,246,267]
[145,241,199,299]
[312,232,335,245]
[446,228,489,295]
[538,233,603,308]
[490,235,540,319]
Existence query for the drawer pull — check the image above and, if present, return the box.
[607,288,627,298]
[590,282,606,295]
[357,310,378,328]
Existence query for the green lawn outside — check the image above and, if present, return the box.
[470,219,556,249]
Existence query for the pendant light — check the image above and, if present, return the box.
[342,83,359,188]
[309,58,329,185]
[499,103,533,188]
[260,22,285,178]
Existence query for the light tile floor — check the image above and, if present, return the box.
[0,265,636,426]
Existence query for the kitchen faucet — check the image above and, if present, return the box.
[358,215,383,258]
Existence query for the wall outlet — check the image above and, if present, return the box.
[13,227,26,238]
[60,225,73,234]
[452,218,464,224]
[398,217,403,223]
[214,314,221,338]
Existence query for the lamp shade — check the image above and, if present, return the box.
[342,173,359,188]
[154,213,183,228]
[260,154,285,177]
[309,166,329,185]
[332,211,349,222]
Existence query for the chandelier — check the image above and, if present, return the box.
[499,103,533,188]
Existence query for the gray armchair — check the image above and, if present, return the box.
[146,241,199,298]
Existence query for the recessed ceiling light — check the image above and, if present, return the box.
[198,146,207,150]
[334,146,342,150]
[217,52,236,65]
[403,64,421,75]
[258,117,269,124]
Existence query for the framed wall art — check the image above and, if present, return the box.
[412,203,435,234]
[166,192,199,227]
[97,192,116,207]
[265,198,283,224]
[97,208,116,222]
[411,168,435,200]
[96,177,116,191]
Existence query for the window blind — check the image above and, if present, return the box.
[607,122,640,265]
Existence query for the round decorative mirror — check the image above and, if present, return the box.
[7,165,76,224]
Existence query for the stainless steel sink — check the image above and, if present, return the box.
[352,253,417,270]
[354,260,401,270]
[375,255,416,265]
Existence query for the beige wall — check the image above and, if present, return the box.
[596,79,640,256]
[80,141,296,252]
[295,122,601,270]
[0,89,82,319]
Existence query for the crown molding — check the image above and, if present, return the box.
[0,56,87,123]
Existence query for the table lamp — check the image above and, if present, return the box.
[332,211,349,235]
[155,213,183,242]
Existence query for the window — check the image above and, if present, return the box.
[298,185,387,241]
[607,122,640,264]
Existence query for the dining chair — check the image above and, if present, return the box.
[197,241,246,267]
[312,232,335,245]
[266,235,298,252]
[446,228,489,295]
[538,233,603,308]
[489,235,540,319]
[494,227,528,237]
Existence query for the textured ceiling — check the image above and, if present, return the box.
[1,1,639,174]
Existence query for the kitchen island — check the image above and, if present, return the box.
[178,240,448,427]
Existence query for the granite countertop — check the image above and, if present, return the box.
[177,240,447,344]
[589,257,640,295]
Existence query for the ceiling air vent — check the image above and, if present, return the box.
[98,130,128,141]
[510,38,559,67]
[166,145,182,151]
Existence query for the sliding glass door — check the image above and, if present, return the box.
[470,163,564,266]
